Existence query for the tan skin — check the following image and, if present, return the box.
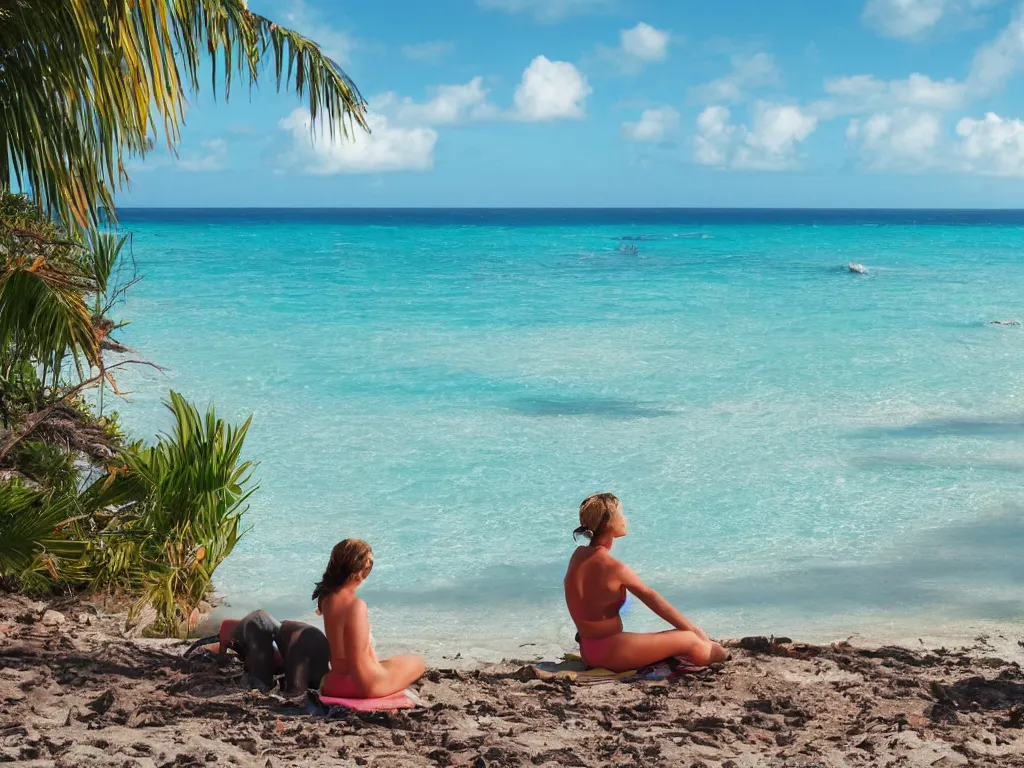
[564,509,728,672]
[320,564,425,699]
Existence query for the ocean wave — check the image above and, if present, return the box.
[508,396,682,419]
[614,232,714,241]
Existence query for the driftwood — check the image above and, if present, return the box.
[0,359,163,464]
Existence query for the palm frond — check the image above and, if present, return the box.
[0,226,100,386]
[0,0,368,227]
[0,482,86,580]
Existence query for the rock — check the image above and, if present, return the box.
[86,690,116,715]
[76,613,93,626]
[41,610,66,627]
[849,262,869,274]
[123,603,157,638]
[737,636,772,652]
[226,737,258,756]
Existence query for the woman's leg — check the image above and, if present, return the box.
[594,631,725,672]
[363,655,425,698]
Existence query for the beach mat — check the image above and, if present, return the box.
[306,689,418,716]
[530,653,704,684]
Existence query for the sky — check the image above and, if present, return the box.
[119,0,1024,208]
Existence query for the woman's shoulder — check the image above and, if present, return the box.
[569,545,619,568]
[322,590,364,614]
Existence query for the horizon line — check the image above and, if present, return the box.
[115,205,1024,211]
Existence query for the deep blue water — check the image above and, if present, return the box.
[119,207,1024,225]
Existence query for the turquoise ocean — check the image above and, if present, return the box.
[114,209,1024,662]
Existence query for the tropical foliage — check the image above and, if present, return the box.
[0,0,368,227]
[2,0,361,633]
[0,191,258,634]
[93,392,256,634]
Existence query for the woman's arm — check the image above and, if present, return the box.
[616,562,711,641]
[342,601,380,692]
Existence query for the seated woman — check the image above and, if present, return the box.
[564,493,727,673]
[315,538,425,699]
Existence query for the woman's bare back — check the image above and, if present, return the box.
[319,587,423,699]
[320,589,365,677]
[564,546,627,638]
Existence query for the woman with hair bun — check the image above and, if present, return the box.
[315,539,425,698]
[564,493,727,672]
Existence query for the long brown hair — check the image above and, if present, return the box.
[312,539,374,610]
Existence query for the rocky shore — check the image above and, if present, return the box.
[2,592,1023,767]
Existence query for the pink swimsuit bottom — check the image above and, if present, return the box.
[578,593,627,667]
[321,672,362,698]
[578,635,616,668]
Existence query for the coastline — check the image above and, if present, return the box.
[203,594,1024,669]
[4,592,1023,767]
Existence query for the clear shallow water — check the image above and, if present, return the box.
[112,209,1024,662]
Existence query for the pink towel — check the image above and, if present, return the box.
[317,692,416,711]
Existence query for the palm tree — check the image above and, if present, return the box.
[0,0,368,227]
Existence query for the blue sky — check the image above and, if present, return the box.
[120,0,1024,207]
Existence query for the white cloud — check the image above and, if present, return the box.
[278,109,436,174]
[513,56,592,121]
[401,41,455,64]
[695,104,817,171]
[956,111,1024,175]
[620,22,670,62]
[373,77,496,125]
[369,60,589,127]
[816,9,1024,121]
[814,72,967,118]
[477,0,613,21]
[967,4,1024,95]
[621,106,680,142]
[689,52,780,104]
[863,0,1004,40]
[734,104,819,170]
[846,109,942,169]
[278,0,353,63]
[600,22,672,73]
[694,106,736,166]
[177,139,227,172]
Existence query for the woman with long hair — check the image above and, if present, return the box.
[314,539,425,698]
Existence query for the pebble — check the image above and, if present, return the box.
[41,610,66,627]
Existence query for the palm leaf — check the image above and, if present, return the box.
[0,483,86,579]
[0,0,368,227]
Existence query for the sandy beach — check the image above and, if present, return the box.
[2,592,1022,768]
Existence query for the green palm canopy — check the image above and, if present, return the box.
[0,0,368,227]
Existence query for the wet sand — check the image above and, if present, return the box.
[2,592,1023,767]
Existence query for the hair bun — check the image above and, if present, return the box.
[572,525,593,542]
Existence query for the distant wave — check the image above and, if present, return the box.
[615,233,714,242]
[508,396,682,419]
